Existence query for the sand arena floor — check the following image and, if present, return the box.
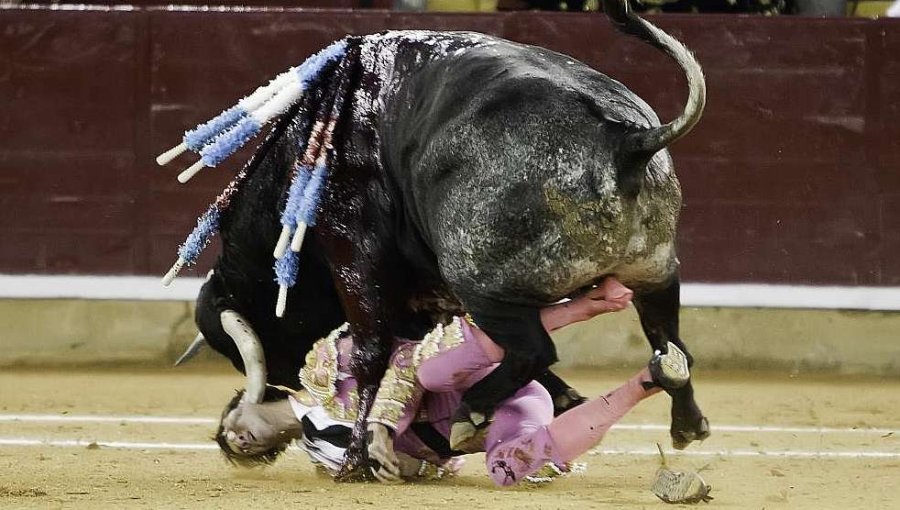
[0,367,897,509]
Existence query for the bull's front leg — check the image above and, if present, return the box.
[317,220,396,481]
[633,274,710,450]
[341,327,390,481]
[450,298,557,452]
[327,256,394,482]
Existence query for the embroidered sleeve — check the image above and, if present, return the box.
[298,323,359,422]
[412,316,464,365]
[369,340,422,432]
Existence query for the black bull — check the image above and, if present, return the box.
[184,0,709,474]
[191,91,585,408]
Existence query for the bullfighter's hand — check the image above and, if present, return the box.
[367,422,403,483]
[568,277,633,320]
[540,277,633,331]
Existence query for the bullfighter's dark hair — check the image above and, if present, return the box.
[214,385,293,468]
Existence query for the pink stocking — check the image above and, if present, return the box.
[547,368,661,463]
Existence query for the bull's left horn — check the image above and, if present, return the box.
[173,333,207,367]
[220,310,267,404]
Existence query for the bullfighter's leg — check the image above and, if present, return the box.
[413,316,583,417]
[484,371,662,487]
[450,299,557,452]
[633,274,710,450]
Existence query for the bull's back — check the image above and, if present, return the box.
[382,37,681,304]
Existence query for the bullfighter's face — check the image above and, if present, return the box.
[214,388,293,466]
[221,402,290,456]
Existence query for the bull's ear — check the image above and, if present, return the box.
[173,333,207,367]
[220,310,268,404]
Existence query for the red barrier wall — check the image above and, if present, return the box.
[1,7,898,285]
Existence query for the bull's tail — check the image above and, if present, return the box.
[602,0,706,157]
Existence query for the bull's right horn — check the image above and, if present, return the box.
[173,333,207,367]
[220,310,267,404]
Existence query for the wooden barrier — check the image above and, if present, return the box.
[1,6,898,285]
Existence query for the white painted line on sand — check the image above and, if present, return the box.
[1,414,894,436]
[611,423,898,435]
[3,274,900,310]
[0,438,217,450]
[1,437,896,459]
[0,414,216,425]
[590,447,900,459]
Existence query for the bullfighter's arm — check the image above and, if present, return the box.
[368,340,424,433]
[539,277,633,332]
[367,340,426,483]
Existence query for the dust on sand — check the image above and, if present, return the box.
[1,368,897,509]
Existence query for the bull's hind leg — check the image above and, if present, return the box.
[451,299,558,452]
[633,275,710,450]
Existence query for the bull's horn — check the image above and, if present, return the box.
[173,333,207,367]
[220,310,267,404]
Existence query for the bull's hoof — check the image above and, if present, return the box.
[335,444,376,483]
[671,416,710,451]
[450,404,491,454]
[334,461,376,483]
[650,342,690,390]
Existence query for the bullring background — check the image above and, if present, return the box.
[2,4,898,373]
[1,3,899,509]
